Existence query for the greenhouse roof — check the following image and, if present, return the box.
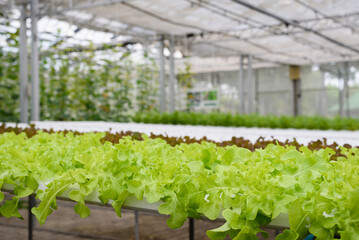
[1,0,359,72]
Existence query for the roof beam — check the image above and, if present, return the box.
[231,0,359,55]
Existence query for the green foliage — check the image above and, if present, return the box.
[0,29,158,122]
[1,123,352,161]
[135,52,158,112]
[39,43,158,122]
[133,111,359,131]
[1,131,359,239]
[0,30,20,122]
[177,62,195,89]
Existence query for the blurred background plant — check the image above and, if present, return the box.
[0,28,20,122]
[177,62,195,89]
[0,27,159,122]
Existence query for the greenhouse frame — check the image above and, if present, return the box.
[1,1,359,240]
[1,0,359,121]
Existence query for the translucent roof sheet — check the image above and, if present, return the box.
[1,0,359,72]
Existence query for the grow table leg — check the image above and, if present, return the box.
[134,210,140,240]
[28,195,36,240]
[189,218,195,240]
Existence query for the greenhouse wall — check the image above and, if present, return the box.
[193,61,359,118]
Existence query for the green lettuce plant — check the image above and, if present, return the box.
[1,131,359,239]
[133,111,359,131]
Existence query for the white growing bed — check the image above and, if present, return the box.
[6,121,359,146]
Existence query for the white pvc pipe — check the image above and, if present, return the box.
[238,55,245,114]
[159,36,166,113]
[31,0,40,121]
[20,4,28,123]
[169,36,175,113]
[247,55,253,114]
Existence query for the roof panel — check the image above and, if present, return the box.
[322,28,359,47]
[256,0,316,21]
[2,0,359,71]
[304,0,359,16]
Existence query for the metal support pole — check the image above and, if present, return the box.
[28,195,36,240]
[134,210,139,240]
[31,0,40,121]
[189,218,194,240]
[292,79,301,116]
[293,80,298,116]
[290,65,301,116]
[238,55,245,114]
[320,70,327,116]
[159,36,166,113]
[338,66,343,117]
[254,68,259,113]
[247,55,253,114]
[297,79,301,115]
[19,4,28,123]
[343,62,350,118]
[169,36,176,113]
